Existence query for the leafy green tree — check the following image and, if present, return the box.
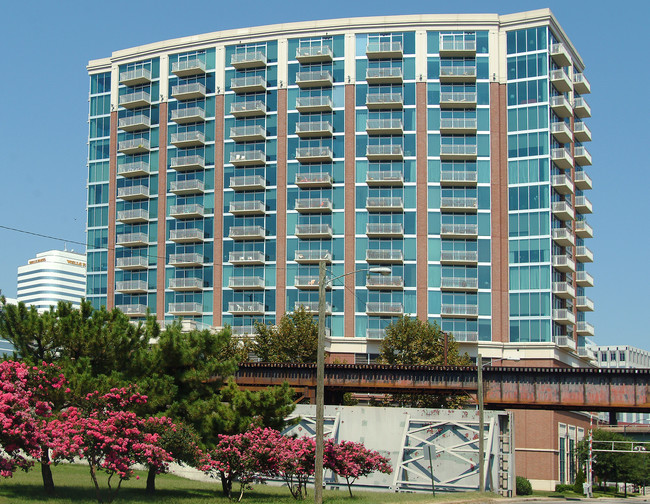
[378,316,472,408]
[577,429,636,489]
[253,306,318,363]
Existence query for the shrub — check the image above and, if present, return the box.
[555,483,573,492]
[516,476,533,495]
[574,468,586,494]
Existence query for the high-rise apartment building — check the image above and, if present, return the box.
[86,10,595,489]
[17,250,87,312]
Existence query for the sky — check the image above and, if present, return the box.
[0,0,648,350]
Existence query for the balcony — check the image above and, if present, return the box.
[366,68,403,84]
[552,174,574,195]
[553,281,576,299]
[295,224,333,239]
[229,251,265,265]
[296,70,333,88]
[576,246,594,263]
[230,100,266,118]
[576,271,594,287]
[551,122,572,144]
[119,68,151,86]
[575,220,593,239]
[579,347,595,360]
[366,223,404,238]
[294,276,327,290]
[169,253,204,267]
[229,200,265,216]
[118,161,149,178]
[366,119,403,135]
[169,204,204,219]
[440,170,477,186]
[575,196,593,214]
[555,335,576,351]
[229,302,265,315]
[116,256,148,270]
[366,302,404,316]
[231,51,267,69]
[439,65,477,82]
[366,145,403,161]
[552,255,576,273]
[231,326,256,337]
[117,185,149,201]
[296,45,333,63]
[366,329,386,340]
[573,73,591,94]
[171,82,206,101]
[170,131,205,148]
[295,146,333,163]
[296,121,333,138]
[296,302,332,315]
[116,280,148,294]
[230,125,266,142]
[366,41,403,59]
[230,150,266,167]
[553,308,575,326]
[440,197,478,212]
[441,250,478,265]
[550,69,572,93]
[366,93,403,110]
[551,147,573,170]
[231,76,267,93]
[550,43,571,67]
[440,144,477,160]
[573,97,591,118]
[366,276,404,290]
[117,232,148,247]
[440,91,477,109]
[294,250,332,264]
[440,117,477,134]
[441,304,479,318]
[574,122,592,143]
[552,201,574,221]
[117,208,149,224]
[296,96,333,113]
[230,175,266,191]
[118,138,150,155]
[295,198,333,213]
[169,228,204,243]
[552,227,575,247]
[366,249,403,264]
[229,276,265,290]
[577,321,595,336]
[550,95,572,118]
[168,302,202,316]
[577,296,595,312]
[171,154,205,172]
[574,171,593,190]
[450,331,478,342]
[169,277,203,292]
[172,58,206,77]
[441,277,479,291]
[170,179,204,196]
[366,171,403,187]
[171,106,206,124]
[116,304,147,318]
[119,91,151,109]
[229,225,265,240]
[440,223,478,238]
[118,114,151,132]
[439,36,476,56]
[574,146,592,166]
[295,172,332,188]
[365,197,403,212]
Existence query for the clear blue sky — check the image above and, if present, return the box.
[0,0,648,349]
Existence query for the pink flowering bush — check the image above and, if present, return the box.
[324,439,392,496]
[276,435,316,499]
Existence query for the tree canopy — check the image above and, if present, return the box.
[253,306,318,363]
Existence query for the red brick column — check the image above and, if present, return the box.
[416,82,428,321]
[276,89,288,318]
[156,102,168,320]
[213,94,225,326]
[106,111,117,310]
[344,84,356,338]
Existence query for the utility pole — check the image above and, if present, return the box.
[478,353,485,493]
[314,260,327,504]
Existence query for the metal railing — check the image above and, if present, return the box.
[366,197,403,209]
[118,138,150,152]
[366,93,403,107]
[295,198,332,212]
[117,208,148,221]
[230,200,265,213]
[296,45,333,59]
[116,280,147,292]
[172,58,206,75]
[366,145,403,157]
[296,121,333,135]
[230,100,265,115]
[440,171,477,184]
[170,179,204,193]
[296,71,333,85]
[117,185,148,199]
[441,277,479,289]
[231,76,267,90]
[440,118,477,130]
[296,302,332,314]
[295,172,332,186]
[366,41,403,55]
[439,38,476,52]
[296,96,332,110]
[366,119,403,131]
[169,302,202,314]
[229,276,265,289]
[295,146,333,160]
[366,249,403,262]
[119,114,150,129]
[171,131,205,145]
[440,144,477,156]
[450,331,479,342]
[366,276,404,288]
[366,68,403,80]
[229,251,265,263]
[117,232,148,245]
[555,335,577,350]
[295,224,332,236]
[441,304,478,316]
[440,91,477,104]
[366,329,386,339]
[119,90,151,106]
[230,175,266,189]
[366,223,404,235]
[230,150,266,165]
[231,125,266,140]
[295,276,325,288]
[229,302,265,314]
[440,197,478,209]
[169,278,203,290]
[169,228,203,241]
[440,66,476,78]
[231,51,267,66]
[119,68,151,83]
[366,171,403,184]
[440,250,478,263]
[440,223,478,236]
[118,161,149,176]
[169,204,204,217]
[171,82,206,98]
[171,154,205,169]
[168,253,204,265]
[294,250,331,262]
[116,304,147,316]
[229,225,265,239]
[366,302,404,315]
[171,106,206,122]
[116,256,148,269]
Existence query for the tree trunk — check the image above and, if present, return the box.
[220,474,232,498]
[146,467,156,494]
[89,463,103,503]
[40,448,55,495]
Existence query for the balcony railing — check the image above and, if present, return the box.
[366,223,404,237]
[440,118,477,133]
[296,302,332,314]
[295,224,333,238]
[296,45,333,63]
[118,114,151,132]
[294,250,332,264]
[116,232,148,247]
[552,174,574,195]
[573,97,591,118]
[365,249,403,264]
[171,58,206,77]
[296,96,333,113]
[366,329,386,340]
[553,308,575,325]
[573,73,591,94]
[117,208,149,223]
[171,154,205,171]
[440,170,478,185]
[169,228,204,243]
[230,100,266,118]
[366,276,404,289]
[553,281,576,299]
[295,146,333,163]
[366,119,403,135]
[116,304,147,317]
[231,326,256,337]
[231,76,267,93]
[440,250,478,264]
[118,138,150,154]
[366,145,404,160]
[119,68,151,86]
[295,276,327,289]
[169,277,203,291]
[119,91,151,109]
[229,302,265,315]
[231,51,267,69]
[168,253,204,266]
[118,161,149,177]
[366,67,403,84]
[295,198,333,213]
[440,91,477,108]
[577,321,595,336]
[171,106,206,124]
[552,255,576,273]
[230,150,266,166]
[365,197,404,212]
[574,146,592,166]
[366,93,403,109]
[575,220,593,239]
[229,251,265,265]
[366,41,403,58]
[439,37,476,56]
[230,125,266,142]
[229,200,265,215]
[117,185,149,201]
[230,175,266,191]
[171,82,206,100]
[296,121,333,138]
[550,95,572,118]
[574,171,593,190]
[576,271,594,287]
[229,225,265,240]
[552,227,575,247]
[550,43,571,67]
[295,172,332,188]
[366,171,403,186]
[550,69,572,92]
[168,302,202,316]
[440,197,478,212]
[440,223,478,237]
[551,121,572,144]
[576,296,595,311]
[229,276,265,290]
[116,256,148,270]
[296,70,333,88]
[450,331,478,342]
[366,302,404,315]
[552,201,575,221]
[116,280,147,293]
[441,304,478,317]
[170,131,205,148]
[575,196,593,214]
[169,179,204,195]
[441,277,479,290]
[439,66,477,81]
[574,122,592,143]
[440,144,477,159]
[169,204,204,219]
[555,335,577,351]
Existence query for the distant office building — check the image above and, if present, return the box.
[17,250,87,312]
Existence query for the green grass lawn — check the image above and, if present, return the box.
[0,464,498,504]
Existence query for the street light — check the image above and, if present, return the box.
[314,262,391,504]
[477,353,520,493]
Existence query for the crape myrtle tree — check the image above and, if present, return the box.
[379,315,472,408]
[253,305,318,363]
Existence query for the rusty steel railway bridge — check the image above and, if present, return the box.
[234,362,650,412]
